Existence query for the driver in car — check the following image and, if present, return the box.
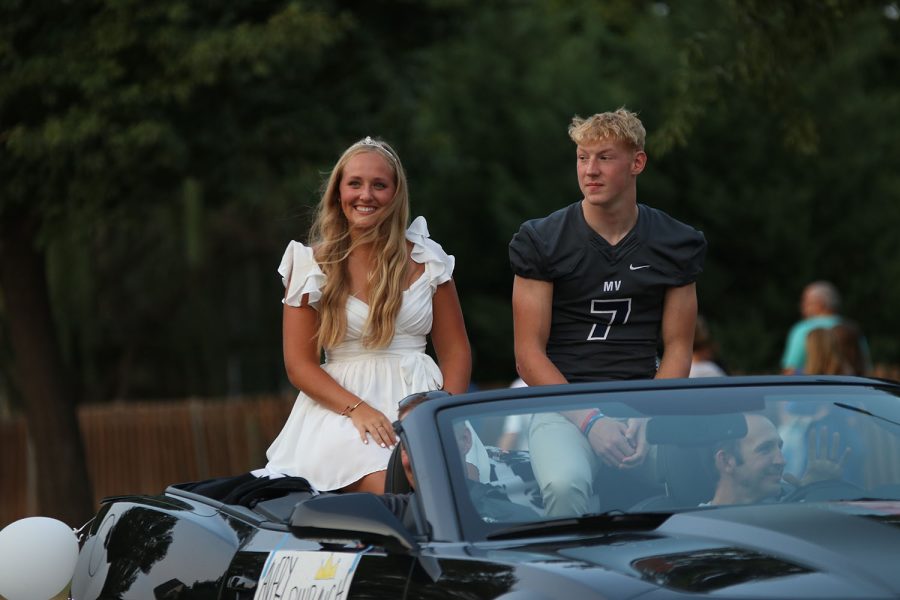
[705,413,850,506]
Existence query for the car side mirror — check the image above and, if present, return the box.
[289,493,418,553]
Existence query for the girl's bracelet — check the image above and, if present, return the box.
[340,400,364,417]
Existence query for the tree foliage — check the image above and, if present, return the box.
[1,0,899,517]
[1,0,353,521]
[2,0,897,390]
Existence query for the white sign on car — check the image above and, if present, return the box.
[253,550,360,600]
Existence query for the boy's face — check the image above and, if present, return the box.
[575,137,646,208]
[453,422,473,454]
[722,415,787,502]
[400,421,475,489]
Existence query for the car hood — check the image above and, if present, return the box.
[483,501,900,598]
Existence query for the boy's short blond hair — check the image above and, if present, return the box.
[568,107,646,150]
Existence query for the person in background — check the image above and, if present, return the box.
[804,326,851,376]
[832,320,870,376]
[689,315,727,378]
[781,281,844,374]
[808,324,868,484]
[780,327,845,477]
[509,108,707,516]
[780,326,866,483]
[263,136,471,494]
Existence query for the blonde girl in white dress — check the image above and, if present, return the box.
[264,137,471,494]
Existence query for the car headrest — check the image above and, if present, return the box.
[647,414,747,446]
[656,444,718,507]
[643,414,748,507]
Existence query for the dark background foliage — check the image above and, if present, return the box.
[2,0,898,520]
[4,0,899,398]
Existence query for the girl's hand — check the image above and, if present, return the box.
[349,402,397,448]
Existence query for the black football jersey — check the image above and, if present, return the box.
[509,202,707,382]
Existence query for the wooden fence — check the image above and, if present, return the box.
[1,395,293,527]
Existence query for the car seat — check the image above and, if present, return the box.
[630,444,718,510]
[385,444,413,494]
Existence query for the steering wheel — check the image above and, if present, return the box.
[781,478,867,503]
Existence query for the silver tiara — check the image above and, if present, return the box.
[355,136,396,159]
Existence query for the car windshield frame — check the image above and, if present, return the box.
[429,378,900,542]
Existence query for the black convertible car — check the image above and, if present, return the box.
[47,376,900,597]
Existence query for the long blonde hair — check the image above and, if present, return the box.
[805,327,848,375]
[309,138,410,351]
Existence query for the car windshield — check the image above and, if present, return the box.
[436,380,900,538]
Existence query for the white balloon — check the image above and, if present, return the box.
[0,517,79,600]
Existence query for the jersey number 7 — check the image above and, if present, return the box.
[587,298,632,341]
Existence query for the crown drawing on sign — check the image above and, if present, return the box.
[314,555,340,580]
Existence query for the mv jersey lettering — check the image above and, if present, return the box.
[510,202,706,382]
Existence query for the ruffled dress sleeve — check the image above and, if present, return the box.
[407,216,455,291]
[277,241,326,308]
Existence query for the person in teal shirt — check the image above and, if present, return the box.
[781,281,843,374]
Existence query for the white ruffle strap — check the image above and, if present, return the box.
[407,216,455,290]
[278,241,326,307]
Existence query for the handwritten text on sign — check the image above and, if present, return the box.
[253,550,360,600]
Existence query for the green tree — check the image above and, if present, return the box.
[2,0,898,528]
[0,0,347,522]
[405,0,899,377]
[647,1,900,369]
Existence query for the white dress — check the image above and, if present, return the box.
[264,216,453,491]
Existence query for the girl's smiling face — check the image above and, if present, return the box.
[339,151,397,234]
